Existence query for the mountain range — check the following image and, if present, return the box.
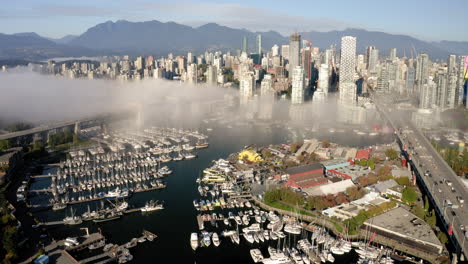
[0,20,467,61]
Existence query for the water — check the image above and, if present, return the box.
[31,123,395,263]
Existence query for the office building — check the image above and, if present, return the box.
[291,66,305,104]
[289,33,301,75]
[339,36,357,104]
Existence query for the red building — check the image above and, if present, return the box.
[284,163,327,189]
[355,149,370,160]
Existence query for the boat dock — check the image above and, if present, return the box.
[39,206,159,226]
[31,174,57,179]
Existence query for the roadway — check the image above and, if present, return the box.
[373,94,468,258]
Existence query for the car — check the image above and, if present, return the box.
[40,234,48,239]
[438,188,442,193]
[451,211,456,216]
[434,181,438,185]
[461,225,465,231]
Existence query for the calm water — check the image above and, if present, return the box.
[31,123,396,263]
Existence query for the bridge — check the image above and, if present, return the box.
[0,111,135,144]
[372,93,468,260]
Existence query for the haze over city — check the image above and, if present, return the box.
[0,1,467,264]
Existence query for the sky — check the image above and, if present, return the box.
[0,0,467,41]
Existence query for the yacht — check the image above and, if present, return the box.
[52,203,66,211]
[250,249,264,263]
[202,231,211,247]
[190,233,199,250]
[184,152,197,159]
[212,232,221,247]
[105,187,130,199]
[243,233,255,243]
[262,252,291,264]
[141,200,164,212]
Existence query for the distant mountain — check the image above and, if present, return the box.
[1,20,467,61]
[49,35,78,44]
[69,20,287,55]
[0,33,95,60]
[431,40,468,57]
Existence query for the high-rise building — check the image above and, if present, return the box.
[187,52,194,64]
[206,65,217,85]
[260,74,273,96]
[389,48,397,60]
[318,64,330,93]
[415,53,430,92]
[281,45,290,60]
[272,45,279,57]
[288,33,301,75]
[256,34,262,56]
[291,66,305,104]
[240,72,255,101]
[368,49,379,73]
[302,46,312,79]
[420,76,437,109]
[365,46,376,66]
[187,63,198,84]
[406,66,416,94]
[339,36,357,104]
[135,56,145,70]
[242,36,248,54]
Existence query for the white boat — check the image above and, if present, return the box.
[262,252,291,264]
[250,249,264,263]
[190,233,199,250]
[243,233,254,243]
[141,200,164,212]
[212,232,221,247]
[231,233,240,244]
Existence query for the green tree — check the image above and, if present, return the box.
[32,140,45,151]
[437,232,448,244]
[0,140,11,151]
[395,176,411,186]
[410,205,425,219]
[368,159,375,170]
[426,210,437,227]
[402,187,418,204]
[360,159,368,167]
[424,196,430,213]
[385,148,399,160]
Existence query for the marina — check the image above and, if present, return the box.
[29,122,402,263]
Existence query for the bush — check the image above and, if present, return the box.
[402,187,418,204]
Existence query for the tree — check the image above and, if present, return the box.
[395,176,411,186]
[360,159,368,167]
[385,148,399,160]
[290,143,302,153]
[424,196,430,213]
[346,186,365,200]
[437,232,448,244]
[410,205,425,219]
[322,139,330,148]
[402,187,418,204]
[425,210,437,227]
[368,159,375,170]
[32,140,45,151]
[0,140,11,151]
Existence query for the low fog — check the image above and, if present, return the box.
[0,67,384,133]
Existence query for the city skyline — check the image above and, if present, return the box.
[1,0,468,42]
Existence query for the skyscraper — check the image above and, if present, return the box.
[415,53,430,92]
[368,49,379,73]
[420,76,436,109]
[242,36,248,54]
[281,45,290,60]
[339,36,357,104]
[206,65,217,85]
[291,66,305,104]
[240,72,255,103]
[256,34,262,56]
[302,45,312,79]
[187,63,198,84]
[272,45,279,57]
[260,74,273,96]
[288,33,301,75]
[389,48,397,60]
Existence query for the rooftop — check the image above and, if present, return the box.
[304,179,355,196]
[286,163,323,175]
[365,207,442,247]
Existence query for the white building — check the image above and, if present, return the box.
[339,36,357,105]
[291,66,305,104]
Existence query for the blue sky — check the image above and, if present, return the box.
[0,0,466,41]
